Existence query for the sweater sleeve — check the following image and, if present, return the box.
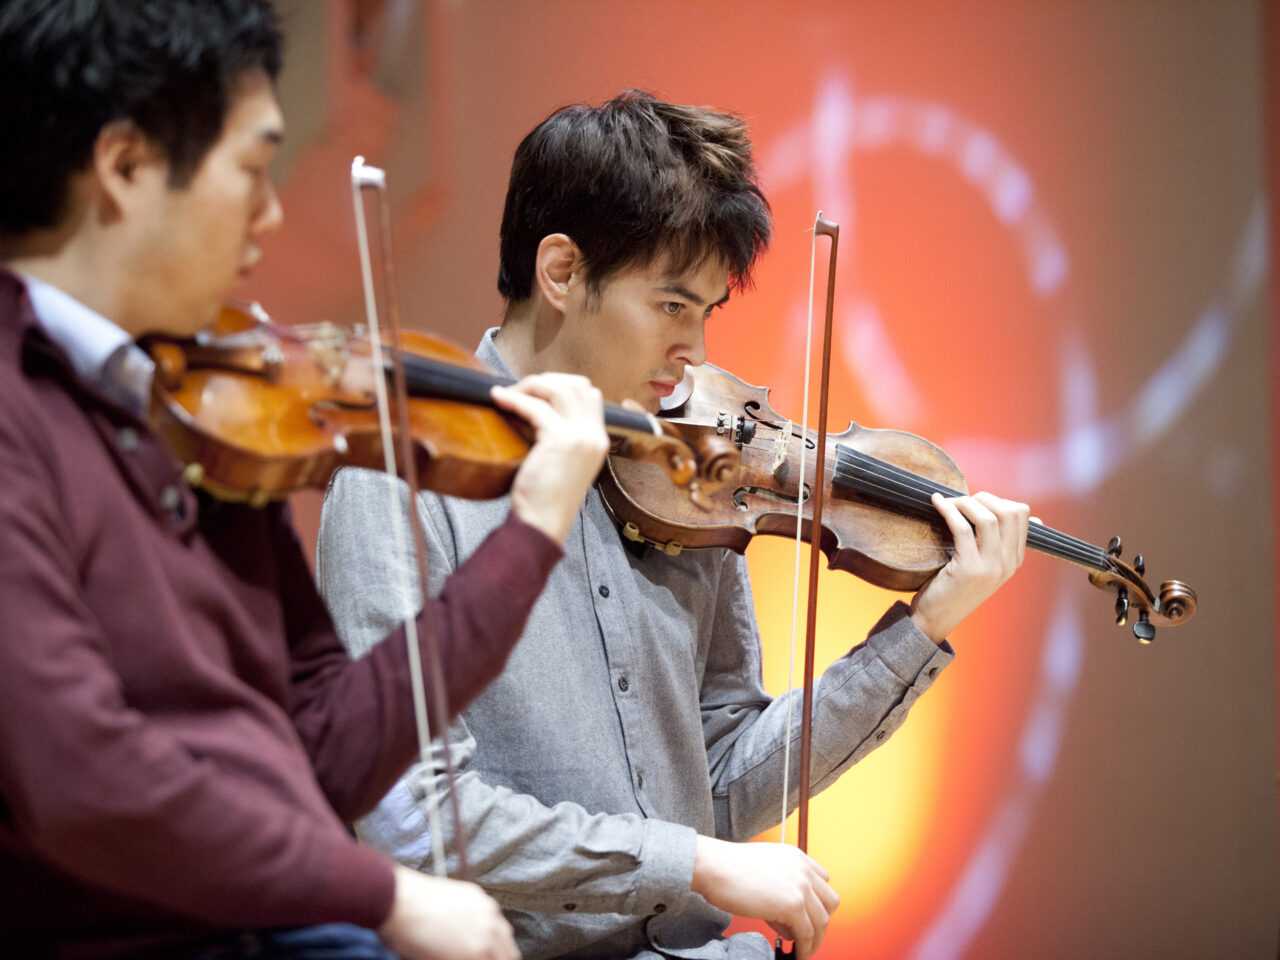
[0,430,557,932]
[0,426,396,929]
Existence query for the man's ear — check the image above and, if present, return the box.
[534,234,584,313]
[91,121,163,222]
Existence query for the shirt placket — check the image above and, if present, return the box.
[579,496,658,817]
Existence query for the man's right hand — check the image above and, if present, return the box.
[691,836,839,960]
[491,372,609,544]
[379,864,519,960]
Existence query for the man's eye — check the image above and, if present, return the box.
[662,302,683,316]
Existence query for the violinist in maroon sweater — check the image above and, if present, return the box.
[0,2,607,958]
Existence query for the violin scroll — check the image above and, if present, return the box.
[1090,536,1198,642]
[1157,580,1198,624]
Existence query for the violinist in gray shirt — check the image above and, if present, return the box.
[318,90,1031,960]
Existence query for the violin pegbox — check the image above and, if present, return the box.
[1099,535,1197,643]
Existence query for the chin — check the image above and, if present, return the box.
[621,392,660,415]
[171,301,222,338]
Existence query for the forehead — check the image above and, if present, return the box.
[606,253,731,303]
[220,69,284,147]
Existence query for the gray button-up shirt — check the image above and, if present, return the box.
[317,330,953,960]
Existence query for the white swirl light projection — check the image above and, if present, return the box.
[759,71,1265,959]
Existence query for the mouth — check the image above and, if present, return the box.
[650,381,679,398]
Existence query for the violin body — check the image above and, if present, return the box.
[146,305,530,506]
[599,362,1197,639]
[600,363,965,590]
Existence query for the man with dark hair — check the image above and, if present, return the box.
[0,2,611,958]
[319,91,1031,960]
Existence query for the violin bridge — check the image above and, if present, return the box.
[771,419,791,474]
[305,321,351,387]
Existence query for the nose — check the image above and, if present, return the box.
[670,319,707,369]
[253,180,284,238]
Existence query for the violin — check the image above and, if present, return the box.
[597,362,1198,642]
[143,302,739,508]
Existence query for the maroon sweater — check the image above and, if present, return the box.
[0,271,561,957]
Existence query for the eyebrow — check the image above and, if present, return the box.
[658,283,731,310]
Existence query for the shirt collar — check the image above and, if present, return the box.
[22,274,154,415]
[476,327,513,376]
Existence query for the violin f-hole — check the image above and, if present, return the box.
[732,482,809,511]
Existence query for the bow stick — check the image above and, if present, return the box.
[776,213,840,958]
[351,157,470,879]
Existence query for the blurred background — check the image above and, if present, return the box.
[253,2,1279,957]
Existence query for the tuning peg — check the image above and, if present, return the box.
[1134,554,1145,576]
[1114,587,1129,626]
[1107,535,1123,558]
[1133,609,1156,644]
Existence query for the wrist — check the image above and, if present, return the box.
[379,864,418,946]
[909,610,944,644]
[381,864,406,925]
[691,835,722,897]
[510,498,571,544]
[908,596,951,645]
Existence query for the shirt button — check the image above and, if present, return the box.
[637,771,644,788]
[160,485,182,511]
[598,584,610,598]
[117,426,138,451]
[617,676,629,692]
[875,730,888,741]
[563,902,576,911]
[927,667,939,678]
[653,903,666,914]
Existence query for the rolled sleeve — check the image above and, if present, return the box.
[706,601,955,843]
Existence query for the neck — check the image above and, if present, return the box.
[494,293,565,379]
[5,225,129,332]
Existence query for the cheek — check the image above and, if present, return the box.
[188,169,252,242]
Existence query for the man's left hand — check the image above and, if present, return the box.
[908,491,1031,643]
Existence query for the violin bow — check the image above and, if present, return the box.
[350,157,470,880]
[797,214,840,852]
[776,213,840,957]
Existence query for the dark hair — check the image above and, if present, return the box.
[0,0,282,237]
[497,90,773,302]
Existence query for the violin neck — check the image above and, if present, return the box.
[397,352,661,440]
[832,442,1112,575]
[399,350,508,407]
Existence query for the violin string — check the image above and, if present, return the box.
[830,447,1109,568]
[830,446,1110,569]
[783,435,1105,570]
[830,447,1106,567]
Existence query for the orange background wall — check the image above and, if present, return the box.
[259,2,1279,957]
